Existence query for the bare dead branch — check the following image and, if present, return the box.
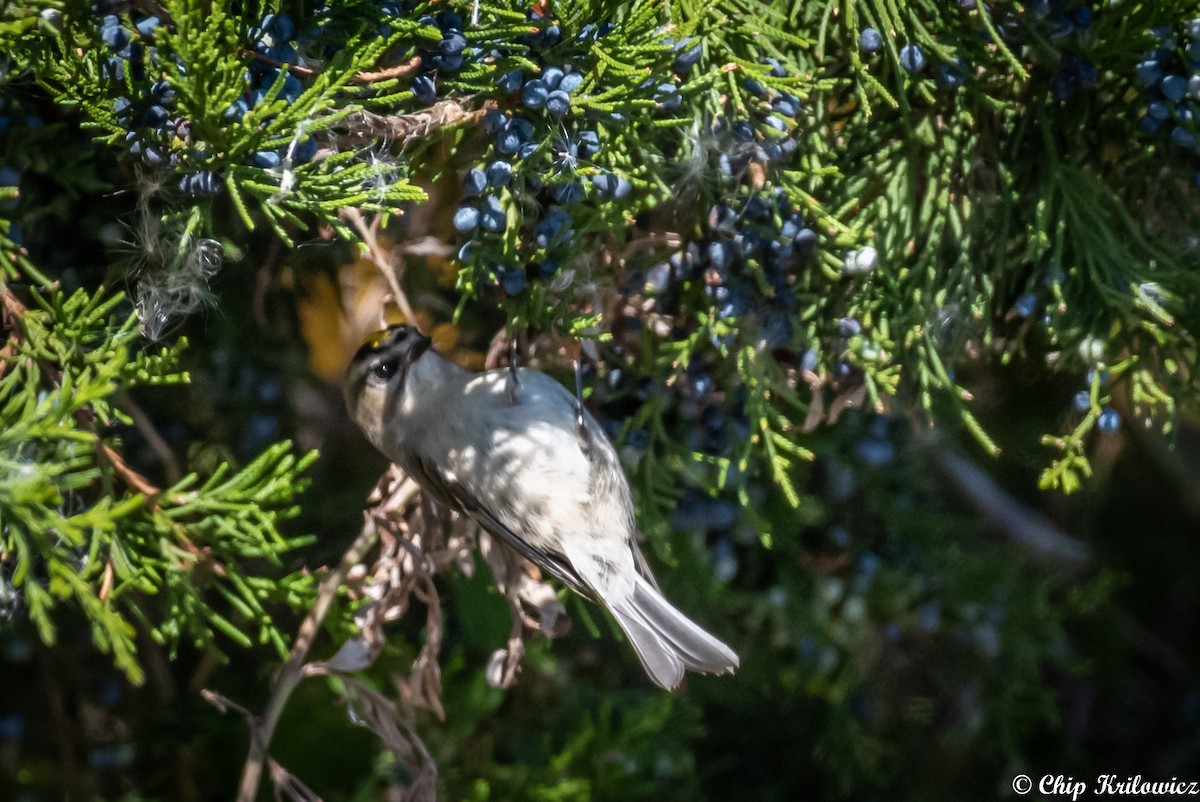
[936,450,1090,566]
[340,677,438,801]
[340,207,419,326]
[230,474,419,802]
[117,391,183,485]
[269,759,324,802]
[201,688,257,724]
[350,56,424,84]
[238,48,422,85]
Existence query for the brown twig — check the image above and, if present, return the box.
[936,450,1090,566]
[0,340,13,380]
[269,758,324,802]
[0,286,21,381]
[117,391,183,485]
[99,442,163,498]
[350,56,424,84]
[1,281,29,321]
[484,325,518,371]
[239,48,421,84]
[229,477,420,802]
[201,688,258,724]
[98,558,115,601]
[238,48,320,79]
[340,207,419,326]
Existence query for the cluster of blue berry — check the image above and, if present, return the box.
[627,51,813,340]
[1000,1,1100,99]
[452,109,600,295]
[857,28,941,85]
[402,7,473,101]
[112,80,176,169]
[858,2,1099,96]
[1021,0,1095,38]
[90,5,338,198]
[858,27,972,90]
[1010,278,1122,433]
[593,198,824,560]
[1072,391,1122,432]
[578,44,829,554]
[1136,21,1200,186]
[1070,368,1122,433]
[228,12,318,172]
[447,17,817,300]
[641,194,815,350]
[593,354,751,571]
[448,18,649,296]
[94,8,175,167]
[715,106,802,177]
[91,5,223,194]
[96,7,158,82]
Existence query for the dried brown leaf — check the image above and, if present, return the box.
[269,759,324,802]
[305,637,378,676]
[340,677,438,801]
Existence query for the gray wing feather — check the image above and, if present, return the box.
[629,540,661,591]
[409,452,594,599]
[569,401,663,589]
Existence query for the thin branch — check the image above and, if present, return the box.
[1,280,29,322]
[201,688,258,724]
[231,477,420,802]
[239,49,421,84]
[238,48,320,79]
[350,57,424,84]
[936,450,1090,566]
[118,391,183,485]
[340,207,419,326]
[98,442,162,498]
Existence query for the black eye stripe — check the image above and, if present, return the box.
[372,359,399,380]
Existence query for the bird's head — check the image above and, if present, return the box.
[344,324,434,447]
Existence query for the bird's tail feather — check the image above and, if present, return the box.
[608,575,739,690]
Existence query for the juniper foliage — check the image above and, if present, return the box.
[1,0,1198,799]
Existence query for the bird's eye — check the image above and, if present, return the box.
[372,359,399,381]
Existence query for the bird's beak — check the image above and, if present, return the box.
[354,325,432,369]
[406,330,432,367]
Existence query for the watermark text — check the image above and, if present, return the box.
[1011,774,1200,799]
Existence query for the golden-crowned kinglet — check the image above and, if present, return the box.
[344,325,739,689]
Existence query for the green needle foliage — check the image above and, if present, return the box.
[0,278,318,683]
[1,0,1199,798]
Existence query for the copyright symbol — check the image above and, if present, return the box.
[1013,775,1033,795]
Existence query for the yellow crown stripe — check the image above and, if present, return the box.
[364,329,391,350]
